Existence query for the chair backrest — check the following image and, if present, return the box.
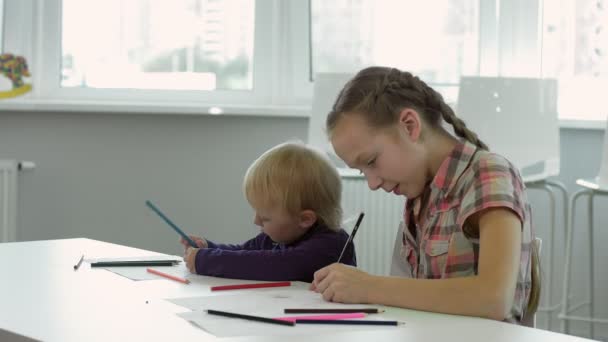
[521,237,542,328]
[457,76,560,179]
[595,117,608,187]
[307,73,354,165]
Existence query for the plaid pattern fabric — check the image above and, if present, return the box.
[398,140,533,323]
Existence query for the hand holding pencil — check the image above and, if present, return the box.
[179,235,208,251]
[184,246,200,273]
[310,263,376,304]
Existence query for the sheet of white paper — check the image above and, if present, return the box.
[168,287,367,311]
[102,264,190,281]
[170,289,405,337]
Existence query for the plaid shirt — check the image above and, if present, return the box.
[396,140,533,324]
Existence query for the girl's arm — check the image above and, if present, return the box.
[313,207,521,321]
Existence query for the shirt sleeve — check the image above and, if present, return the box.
[457,152,527,230]
[194,232,355,282]
[205,233,265,250]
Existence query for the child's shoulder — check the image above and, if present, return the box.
[470,148,517,171]
[453,148,524,195]
[306,224,349,242]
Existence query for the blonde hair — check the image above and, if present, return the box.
[243,141,343,231]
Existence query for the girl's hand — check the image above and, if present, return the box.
[180,235,207,252]
[184,247,200,273]
[310,263,375,303]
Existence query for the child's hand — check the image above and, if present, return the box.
[310,263,375,304]
[180,235,207,252]
[184,247,199,274]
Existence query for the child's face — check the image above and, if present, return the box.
[251,203,307,244]
[330,112,428,199]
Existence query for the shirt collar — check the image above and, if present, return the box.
[431,140,479,194]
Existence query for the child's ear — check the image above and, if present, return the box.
[398,108,422,142]
[298,210,317,229]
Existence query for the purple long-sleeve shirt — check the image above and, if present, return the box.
[194,223,357,282]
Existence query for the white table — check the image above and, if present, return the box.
[0,238,595,342]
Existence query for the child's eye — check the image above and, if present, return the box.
[367,157,376,167]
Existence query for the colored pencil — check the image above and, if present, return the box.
[275,313,365,322]
[147,268,190,284]
[210,281,291,291]
[337,212,364,263]
[284,308,384,314]
[73,254,84,270]
[295,319,402,326]
[207,309,295,327]
[145,200,198,248]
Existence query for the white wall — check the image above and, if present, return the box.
[0,111,606,340]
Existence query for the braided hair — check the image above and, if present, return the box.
[326,66,488,150]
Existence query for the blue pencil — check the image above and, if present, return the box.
[145,200,198,248]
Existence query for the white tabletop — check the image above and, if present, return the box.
[0,238,594,342]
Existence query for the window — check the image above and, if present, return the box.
[62,0,255,91]
[0,0,4,49]
[1,0,307,116]
[542,0,608,121]
[311,0,479,84]
[0,0,605,125]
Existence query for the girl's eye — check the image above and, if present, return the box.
[367,157,376,166]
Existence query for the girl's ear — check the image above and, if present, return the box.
[397,108,422,142]
[298,210,317,229]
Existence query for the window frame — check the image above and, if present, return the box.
[1,0,311,117]
[0,0,605,128]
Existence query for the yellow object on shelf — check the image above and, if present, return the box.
[0,84,32,99]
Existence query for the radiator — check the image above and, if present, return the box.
[340,169,404,276]
[0,160,18,242]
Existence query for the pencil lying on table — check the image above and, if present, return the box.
[147,268,190,284]
[295,319,403,326]
[284,308,384,314]
[210,281,291,291]
[206,309,295,327]
[274,313,366,322]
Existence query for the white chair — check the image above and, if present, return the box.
[559,118,608,339]
[307,73,354,168]
[522,237,542,328]
[457,76,566,331]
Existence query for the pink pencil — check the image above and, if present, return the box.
[147,268,190,284]
[274,313,366,322]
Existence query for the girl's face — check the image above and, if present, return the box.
[330,110,429,199]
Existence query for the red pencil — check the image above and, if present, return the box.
[210,281,291,291]
[147,268,190,284]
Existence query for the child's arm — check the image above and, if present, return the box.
[205,235,262,251]
[312,207,521,321]
[194,232,353,282]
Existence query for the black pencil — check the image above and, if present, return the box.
[337,212,364,263]
[73,254,84,270]
[295,319,402,326]
[284,308,384,314]
[206,309,295,327]
[90,260,177,267]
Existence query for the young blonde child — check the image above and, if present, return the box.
[181,141,356,282]
[311,66,539,325]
